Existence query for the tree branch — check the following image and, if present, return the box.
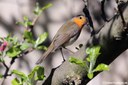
[43,1,128,85]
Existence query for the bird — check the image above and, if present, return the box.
[36,15,88,64]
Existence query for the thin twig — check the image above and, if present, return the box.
[1,58,16,85]
[1,48,34,85]
[32,15,40,26]
[27,14,40,32]
[2,62,9,71]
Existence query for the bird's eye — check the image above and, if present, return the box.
[79,16,82,19]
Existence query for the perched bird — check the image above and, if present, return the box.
[36,15,88,64]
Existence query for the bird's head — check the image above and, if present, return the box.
[73,15,88,28]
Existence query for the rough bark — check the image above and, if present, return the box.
[43,1,128,85]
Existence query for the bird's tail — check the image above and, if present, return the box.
[36,43,54,64]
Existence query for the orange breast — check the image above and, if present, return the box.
[73,17,87,28]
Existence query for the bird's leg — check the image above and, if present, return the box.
[62,47,74,54]
[60,48,65,62]
[60,46,75,63]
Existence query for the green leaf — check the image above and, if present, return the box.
[7,46,21,58]
[12,37,18,45]
[4,35,13,43]
[4,34,11,41]
[41,3,52,11]
[36,45,47,50]
[24,22,29,28]
[4,35,22,58]
[0,52,2,56]
[86,47,91,54]
[69,57,86,67]
[23,16,28,21]
[23,30,34,43]
[12,70,27,80]
[86,46,101,61]
[93,63,109,72]
[0,74,3,78]
[23,16,32,27]
[33,3,41,15]
[16,16,32,27]
[0,58,4,62]
[86,46,101,56]
[27,21,33,26]
[28,69,35,79]
[86,57,90,62]
[20,43,29,51]
[35,32,48,48]
[11,78,21,85]
[35,66,45,80]
[28,66,45,81]
[16,21,23,25]
[92,46,101,57]
[87,73,93,79]
[34,3,52,15]
[4,35,18,46]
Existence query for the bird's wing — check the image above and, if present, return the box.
[53,28,79,50]
[52,33,70,49]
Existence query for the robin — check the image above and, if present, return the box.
[36,15,88,64]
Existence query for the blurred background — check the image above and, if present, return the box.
[0,0,127,85]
